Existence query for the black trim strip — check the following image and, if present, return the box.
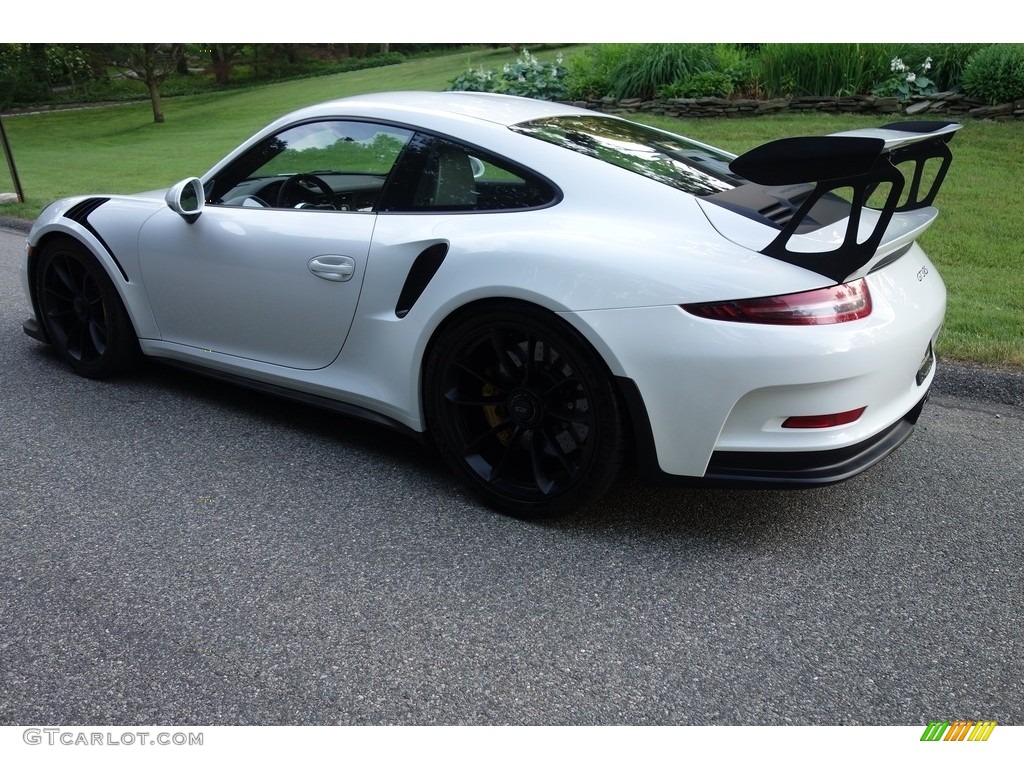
[62,197,129,281]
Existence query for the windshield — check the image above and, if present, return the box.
[511,115,744,196]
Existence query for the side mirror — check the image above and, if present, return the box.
[165,177,205,223]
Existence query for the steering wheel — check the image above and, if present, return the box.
[276,173,337,209]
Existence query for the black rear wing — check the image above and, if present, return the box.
[707,121,960,282]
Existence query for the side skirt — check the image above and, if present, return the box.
[154,358,427,443]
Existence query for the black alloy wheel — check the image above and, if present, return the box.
[35,237,139,378]
[425,304,625,518]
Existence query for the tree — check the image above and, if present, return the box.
[114,43,183,123]
[207,44,243,86]
[0,44,50,107]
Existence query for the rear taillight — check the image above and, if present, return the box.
[683,278,872,325]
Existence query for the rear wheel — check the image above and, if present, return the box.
[35,237,139,378]
[425,304,625,518]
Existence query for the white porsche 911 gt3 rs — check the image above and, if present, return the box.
[21,91,958,517]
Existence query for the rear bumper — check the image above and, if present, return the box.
[700,392,926,487]
[570,246,945,479]
[617,374,928,489]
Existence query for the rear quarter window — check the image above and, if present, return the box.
[511,115,744,197]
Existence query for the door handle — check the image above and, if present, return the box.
[308,255,356,282]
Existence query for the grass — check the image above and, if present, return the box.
[1,47,1020,369]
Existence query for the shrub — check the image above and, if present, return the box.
[756,43,893,98]
[962,44,1024,104]
[712,43,757,96]
[562,44,718,101]
[658,71,734,99]
[872,56,938,101]
[448,66,497,93]
[895,43,986,91]
[500,50,568,100]
[608,44,717,100]
[447,49,568,101]
[564,44,631,100]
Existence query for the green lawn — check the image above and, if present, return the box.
[2,47,1021,368]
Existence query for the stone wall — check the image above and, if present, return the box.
[567,92,1024,120]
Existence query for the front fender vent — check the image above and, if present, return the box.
[63,197,110,225]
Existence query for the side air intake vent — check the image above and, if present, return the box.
[395,243,449,318]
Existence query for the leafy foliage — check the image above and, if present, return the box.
[565,44,719,100]
[711,44,758,96]
[872,56,938,101]
[655,45,754,99]
[0,44,54,107]
[563,44,632,100]
[755,43,894,98]
[962,44,1024,104]
[895,43,986,91]
[447,49,567,100]
[448,66,496,93]
[0,44,408,110]
[658,72,734,99]
[609,44,717,100]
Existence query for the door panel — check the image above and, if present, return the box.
[138,206,375,369]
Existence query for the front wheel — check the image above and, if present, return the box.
[35,237,139,378]
[424,304,626,518]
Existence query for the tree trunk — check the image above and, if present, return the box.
[148,80,165,123]
[210,45,234,86]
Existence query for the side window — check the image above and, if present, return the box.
[207,120,413,211]
[378,134,557,212]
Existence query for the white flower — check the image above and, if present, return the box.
[906,72,917,83]
[891,57,906,73]
[922,56,933,71]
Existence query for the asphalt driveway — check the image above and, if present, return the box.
[1,222,1021,725]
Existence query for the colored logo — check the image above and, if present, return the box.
[920,721,997,742]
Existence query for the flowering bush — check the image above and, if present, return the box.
[447,49,567,101]
[872,56,938,101]
[448,66,496,93]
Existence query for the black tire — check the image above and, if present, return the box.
[35,237,139,379]
[424,303,626,518]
